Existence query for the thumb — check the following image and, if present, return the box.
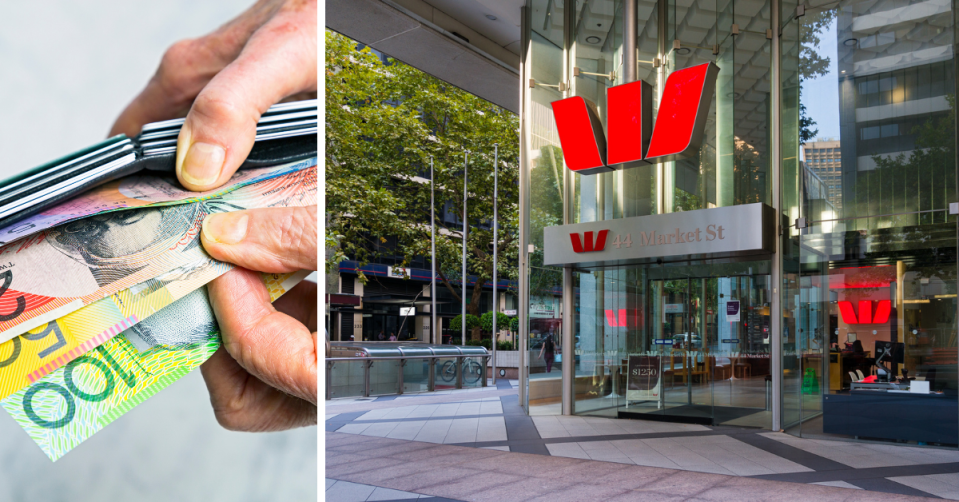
[201,206,317,272]
[175,3,316,191]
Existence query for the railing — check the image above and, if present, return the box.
[326,354,490,400]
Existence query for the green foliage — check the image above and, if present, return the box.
[450,314,481,331]
[480,311,511,333]
[800,10,836,81]
[509,317,519,332]
[466,339,491,349]
[325,30,519,311]
[798,10,837,143]
[465,339,513,350]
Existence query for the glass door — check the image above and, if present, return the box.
[642,274,771,426]
[649,278,711,422]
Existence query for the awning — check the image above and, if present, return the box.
[326,293,361,306]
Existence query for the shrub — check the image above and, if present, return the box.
[450,314,481,331]
[480,311,511,333]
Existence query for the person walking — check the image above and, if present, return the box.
[539,333,556,373]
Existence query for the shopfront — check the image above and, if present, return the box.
[517,0,959,447]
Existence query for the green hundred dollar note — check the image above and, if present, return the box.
[1,270,308,461]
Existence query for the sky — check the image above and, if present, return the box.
[800,17,841,153]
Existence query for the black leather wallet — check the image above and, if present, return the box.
[0,99,317,231]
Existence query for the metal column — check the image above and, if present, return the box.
[492,144,499,385]
[560,0,579,416]
[624,0,638,83]
[770,0,783,432]
[462,153,469,346]
[431,156,437,344]
[518,4,530,409]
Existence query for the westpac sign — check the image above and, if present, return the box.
[551,62,719,175]
[543,203,775,267]
[543,62,774,267]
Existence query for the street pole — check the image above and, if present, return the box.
[430,156,437,345]
[492,144,498,385]
[462,152,468,346]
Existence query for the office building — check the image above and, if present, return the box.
[330,0,959,450]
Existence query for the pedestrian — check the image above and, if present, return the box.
[378,330,385,341]
[539,333,556,373]
[389,332,396,341]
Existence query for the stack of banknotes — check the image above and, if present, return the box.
[0,157,317,461]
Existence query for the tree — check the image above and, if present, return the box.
[325,30,520,320]
[450,314,481,332]
[799,10,837,143]
[480,311,511,334]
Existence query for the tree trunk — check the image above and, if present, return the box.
[468,277,485,316]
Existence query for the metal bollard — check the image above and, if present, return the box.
[765,374,772,410]
[326,361,333,400]
[397,359,405,395]
[456,358,464,389]
[364,360,373,397]
[428,358,436,391]
[482,356,489,387]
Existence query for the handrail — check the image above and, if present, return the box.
[326,353,490,400]
[326,354,488,362]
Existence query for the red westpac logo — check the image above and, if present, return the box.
[605,308,642,328]
[570,230,609,253]
[838,300,892,324]
[551,62,720,175]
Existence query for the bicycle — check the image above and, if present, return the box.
[437,358,485,385]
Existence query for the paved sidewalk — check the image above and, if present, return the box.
[325,383,957,500]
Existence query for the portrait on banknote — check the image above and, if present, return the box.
[124,287,218,351]
[45,201,242,288]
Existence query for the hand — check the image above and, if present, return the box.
[198,205,318,431]
[110,0,317,192]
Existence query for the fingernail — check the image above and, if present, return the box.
[181,142,225,187]
[203,212,249,244]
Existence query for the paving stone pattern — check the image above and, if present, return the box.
[326,384,958,500]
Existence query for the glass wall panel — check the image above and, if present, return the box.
[527,0,567,414]
[797,215,958,445]
[570,0,661,222]
[780,1,803,431]
[787,0,959,446]
[664,0,772,212]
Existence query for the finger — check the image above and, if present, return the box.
[109,0,283,137]
[200,348,318,431]
[273,280,318,331]
[201,205,317,273]
[207,267,317,404]
[175,1,317,191]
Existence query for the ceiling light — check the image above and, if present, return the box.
[675,47,691,55]
[843,38,858,46]
[586,36,601,44]
[485,14,497,21]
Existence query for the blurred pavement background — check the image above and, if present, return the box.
[0,2,317,501]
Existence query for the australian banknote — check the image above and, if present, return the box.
[0,164,316,344]
[0,157,316,246]
[0,258,233,402]
[2,270,308,461]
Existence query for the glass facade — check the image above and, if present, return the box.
[520,0,959,448]
[782,0,959,444]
